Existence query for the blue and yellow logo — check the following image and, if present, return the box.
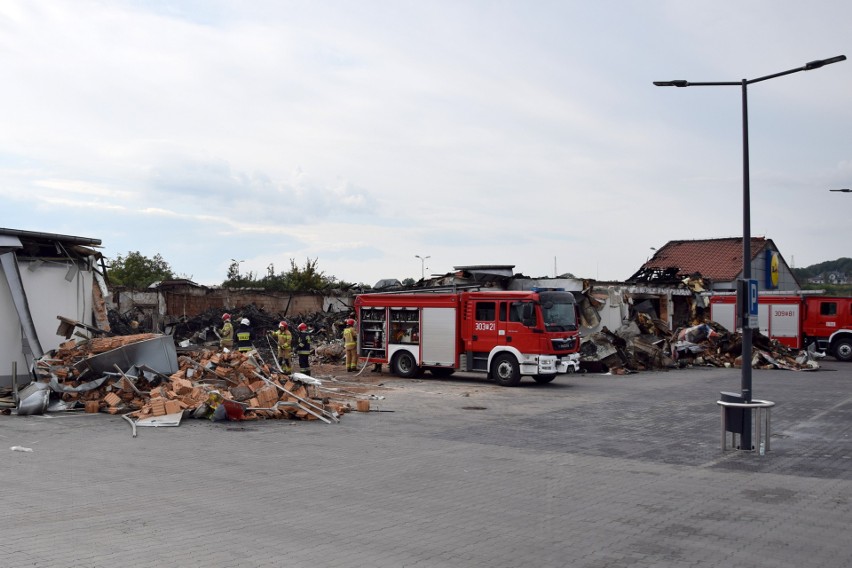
[765,251,779,289]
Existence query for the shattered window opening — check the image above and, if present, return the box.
[820,302,837,316]
[475,302,496,321]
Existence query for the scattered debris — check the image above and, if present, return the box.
[315,340,345,363]
[15,381,50,415]
[15,333,379,431]
[579,317,820,372]
[56,315,110,340]
[5,295,823,433]
[106,305,355,370]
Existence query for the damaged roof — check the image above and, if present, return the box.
[0,227,102,258]
[0,227,102,247]
[452,265,516,283]
[631,237,773,283]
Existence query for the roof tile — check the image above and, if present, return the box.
[643,237,768,281]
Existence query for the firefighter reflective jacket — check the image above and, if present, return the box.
[296,331,312,354]
[236,325,253,352]
[272,329,292,351]
[343,326,357,348]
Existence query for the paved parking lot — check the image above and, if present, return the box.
[1,361,850,567]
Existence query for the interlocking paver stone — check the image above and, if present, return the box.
[1,362,851,567]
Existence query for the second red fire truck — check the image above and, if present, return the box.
[355,289,581,386]
[709,294,852,361]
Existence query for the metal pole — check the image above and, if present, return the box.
[415,255,430,279]
[655,55,846,452]
[740,79,753,449]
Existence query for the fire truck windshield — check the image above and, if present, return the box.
[538,291,578,332]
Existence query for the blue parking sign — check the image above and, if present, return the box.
[748,279,759,327]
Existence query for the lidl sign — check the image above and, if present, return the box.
[765,251,779,289]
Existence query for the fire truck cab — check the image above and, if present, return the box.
[802,296,852,362]
[355,289,581,386]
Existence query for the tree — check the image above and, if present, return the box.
[223,257,356,291]
[283,258,329,291]
[108,251,174,288]
[223,260,257,288]
[260,258,332,291]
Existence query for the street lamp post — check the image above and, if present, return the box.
[414,254,430,280]
[655,55,845,450]
[230,258,245,277]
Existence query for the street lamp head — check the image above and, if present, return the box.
[653,80,689,87]
[804,55,846,70]
[415,254,430,279]
[829,188,852,193]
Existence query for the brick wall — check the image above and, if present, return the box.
[113,284,352,320]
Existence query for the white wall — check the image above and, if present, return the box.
[1,259,94,384]
[22,261,94,351]
[0,263,23,379]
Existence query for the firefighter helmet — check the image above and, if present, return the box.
[298,323,308,332]
[240,318,250,326]
[345,318,355,326]
[279,321,287,329]
[222,313,231,321]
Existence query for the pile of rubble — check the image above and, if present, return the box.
[106,305,353,369]
[20,333,376,428]
[579,318,820,373]
[110,305,352,345]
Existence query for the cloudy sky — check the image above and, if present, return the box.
[1,1,850,286]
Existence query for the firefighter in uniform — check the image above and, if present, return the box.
[295,322,312,375]
[343,318,358,372]
[270,321,292,373]
[219,313,234,349]
[235,318,254,353]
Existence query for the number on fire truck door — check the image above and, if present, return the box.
[769,303,800,340]
[470,301,499,350]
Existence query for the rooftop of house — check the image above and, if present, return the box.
[634,237,770,282]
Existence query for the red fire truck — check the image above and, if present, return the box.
[709,294,852,361]
[354,289,581,386]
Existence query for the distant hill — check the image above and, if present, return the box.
[792,257,852,280]
[792,258,852,296]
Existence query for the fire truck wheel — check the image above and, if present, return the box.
[392,351,421,378]
[491,354,521,387]
[533,374,557,384]
[834,339,852,362]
